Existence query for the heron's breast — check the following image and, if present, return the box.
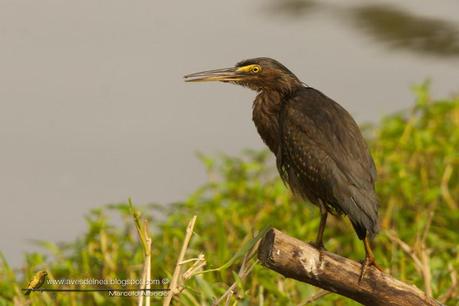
[252,92,282,154]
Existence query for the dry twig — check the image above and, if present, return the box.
[211,240,260,306]
[298,289,330,305]
[438,264,458,304]
[129,200,152,306]
[163,215,197,306]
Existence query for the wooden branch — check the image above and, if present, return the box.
[257,228,444,306]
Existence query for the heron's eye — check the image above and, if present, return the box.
[251,66,261,73]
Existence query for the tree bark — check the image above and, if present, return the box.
[257,228,443,306]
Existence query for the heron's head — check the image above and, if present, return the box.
[184,57,302,94]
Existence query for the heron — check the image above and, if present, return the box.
[184,57,381,280]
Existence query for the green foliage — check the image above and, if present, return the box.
[1,84,458,305]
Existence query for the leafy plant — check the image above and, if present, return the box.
[1,84,457,305]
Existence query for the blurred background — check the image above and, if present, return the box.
[1,0,458,268]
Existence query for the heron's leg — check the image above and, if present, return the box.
[315,201,328,249]
[310,200,328,261]
[359,237,383,282]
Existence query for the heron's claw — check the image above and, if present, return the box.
[309,241,327,262]
[359,255,383,283]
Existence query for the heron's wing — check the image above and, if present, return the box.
[284,87,376,188]
[279,87,379,237]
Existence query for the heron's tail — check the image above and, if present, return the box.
[347,186,380,240]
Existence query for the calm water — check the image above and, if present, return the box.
[1,0,458,266]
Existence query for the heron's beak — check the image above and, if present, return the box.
[184,67,242,82]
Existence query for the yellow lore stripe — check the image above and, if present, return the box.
[236,64,261,73]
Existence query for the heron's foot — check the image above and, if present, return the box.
[359,255,383,283]
[309,241,327,262]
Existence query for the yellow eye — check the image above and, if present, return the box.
[251,66,261,73]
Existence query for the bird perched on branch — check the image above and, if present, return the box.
[184,57,381,280]
[24,270,48,295]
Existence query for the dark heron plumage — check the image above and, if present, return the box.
[184,57,382,279]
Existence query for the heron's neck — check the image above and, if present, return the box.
[252,90,284,154]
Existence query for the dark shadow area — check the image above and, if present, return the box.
[350,4,459,58]
[262,1,459,59]
[263,0,318,17]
